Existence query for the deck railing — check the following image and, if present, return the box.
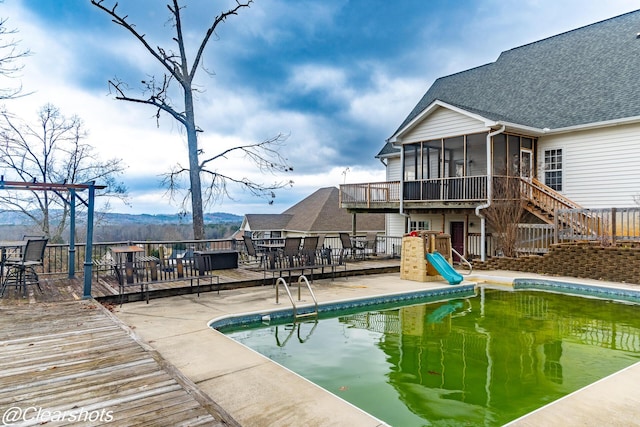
[556,207,640,244]
[516,224,554,254]
[41,239,238,276]
[467,233,497,259]
[340,181,401,206]
[39,235,404,276]
[340,176,490,207]
[403,176,488,201]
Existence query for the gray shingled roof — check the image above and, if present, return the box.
[393,9,640,138]
[244,214,292,231]
[244,187,385,233]
[282,187,384,232]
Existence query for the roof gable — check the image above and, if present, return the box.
[394,9,640,136]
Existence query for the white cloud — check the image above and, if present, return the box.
[4,0,639,218]
[288,64,349,96]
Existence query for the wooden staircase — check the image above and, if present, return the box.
[520,178,599,237]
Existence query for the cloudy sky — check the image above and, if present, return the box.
[1,0,638,216]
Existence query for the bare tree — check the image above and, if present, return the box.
[91,0,293,240]
[0,10,30,99]
[482,176,525,257]
[0,104,127,243]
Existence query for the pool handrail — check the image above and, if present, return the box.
[275,276,318,320]
[452,247,473,275]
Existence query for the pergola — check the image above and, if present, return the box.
[0,179,107,299]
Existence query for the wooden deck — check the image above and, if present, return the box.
[0,300,239,426]
[0,258,399,425]
[0,257,401,305]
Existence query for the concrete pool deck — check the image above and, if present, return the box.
[114,271,640,426]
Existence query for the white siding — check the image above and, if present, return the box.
[386,157,401,181]
[401,107,488,143]
[537,122,640,208]
[386,214,406,237]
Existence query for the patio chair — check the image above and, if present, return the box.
[243,235,266,267]
[339,232,364,259]
[280,237,302,268]
[22,234,46,240]
[301,236,319,265]
[363,232,378,257]
[1,238,48,297]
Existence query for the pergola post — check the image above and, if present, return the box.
[69,189,76,279]
[82,183,96,299]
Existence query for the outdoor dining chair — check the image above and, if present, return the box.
[0,238,48,297]
[339,232,364,259]
[22,234,46,240]
[301,236,319,265]
[242,235,266,267]
[280,237,302,268]
[363,232,378,257]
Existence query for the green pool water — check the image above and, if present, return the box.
[224,289,640,426]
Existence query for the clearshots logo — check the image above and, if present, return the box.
[2,406,114,425]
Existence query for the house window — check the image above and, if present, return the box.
[409,221,430,231]
[544,149,562,191]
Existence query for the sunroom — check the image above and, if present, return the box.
[401,131,536,207]
[339,129,538,211]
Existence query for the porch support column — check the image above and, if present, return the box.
[352,212,357,236]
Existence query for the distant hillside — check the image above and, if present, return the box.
[98,212,242,225]
[0,210,243,226]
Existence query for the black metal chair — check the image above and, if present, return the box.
[301,236,319,265]
[363,232,378,257]
[22,234,46,240]
[1,238,48,297]
[339,232,364,259]
[243,235,266,267]
[279,237,302,268]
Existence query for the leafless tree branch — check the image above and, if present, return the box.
[92,0,292,240]
[482,175,525,257]
[0,104,127,242]
[0,15,31,99]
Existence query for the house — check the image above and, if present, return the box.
[240,186,385,239]
[340,10,640,260]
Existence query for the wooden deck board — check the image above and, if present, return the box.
[0,301,238,426]
[0,258,400,426]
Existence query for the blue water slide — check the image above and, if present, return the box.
[426,252,464,285]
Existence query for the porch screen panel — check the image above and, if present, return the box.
[445,136,464,199]
[424,140,441,200]
[403,144,417,181]
[492,133,507,175]
[403,144,419,200]
[508,135,520,176]
[466,133,486,176]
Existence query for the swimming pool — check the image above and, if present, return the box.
[216,282,640,426]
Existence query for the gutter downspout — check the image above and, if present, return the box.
[398,143,411,231]
[475,125,505,261]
